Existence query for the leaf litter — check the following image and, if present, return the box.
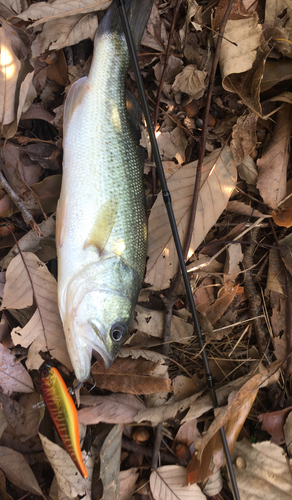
[1,0,292,499]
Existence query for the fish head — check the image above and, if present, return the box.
[61,258,140,382]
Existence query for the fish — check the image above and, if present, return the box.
[40,363,88,478]
[56,0,153,382]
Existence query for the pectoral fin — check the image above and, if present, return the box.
[84,199,119,254]
[63,76,87,134]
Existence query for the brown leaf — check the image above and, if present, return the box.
[193,277,215,313]
[1,252,72,371]
[0,447,43,497]
[231,439,292,500]
[172,65,208,100]
[92,356,172,395]
[146,147,237,289]
[196,361,281,464]
[258,407,292,444]
[119,468,139,500]
[100,425,122,500]
[173,419,201,451]
[261,59,292,93]
[227,200,267,218]
[257,105,292,209]
[271,208,292,228]
[78,394,146,425]
[39,431,92,498]
[150,466,206,500]
[219,14,268,115]
[204,284,240,326]
[231,113,258,164]
[0,343,34,395]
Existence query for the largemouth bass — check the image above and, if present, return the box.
[56,0,153,382]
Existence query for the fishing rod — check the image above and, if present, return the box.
[117,1,241,498]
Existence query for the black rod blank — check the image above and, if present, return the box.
[116,1,240,498]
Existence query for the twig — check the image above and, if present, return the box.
[0,161,43,237]
[243,227,268,356]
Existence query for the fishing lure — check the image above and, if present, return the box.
[40,363,88,478]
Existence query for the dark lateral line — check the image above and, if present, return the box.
[116,0,241,498]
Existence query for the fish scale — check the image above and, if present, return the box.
[56,0,153,382]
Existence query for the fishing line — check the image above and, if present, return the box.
[116,1,241,498]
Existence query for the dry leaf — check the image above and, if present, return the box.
[227,200,266,218]
[223,244,243,282]
[78,394,146,425]
[237,155,258,185]
[257,105,292,209]
[231,113,258,164]
[172,375,199,402]
[258,407,292,445]
[16,0,110,27]
[91,355,172,394]
[1,252,72,371]
[271,208,292,228]
[219,14,264,114]
[0,446,43,496]
[100,425,122,500]
[156,127,188,164]
[130,305,193,344]
[196,361,281,463]
[0,343,34,395]
[284,411,292,457]
[119,468,139,500]
[150,466,206,500]
[202,468,222,497]
[173,419,201,451]
[232,439,292,500]
[146,147,237,289]
[0,215,56,270]
[172,65,207,100]
[39,431,91,498]
[31,13,98,58]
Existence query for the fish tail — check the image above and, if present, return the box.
[96,0,154,49]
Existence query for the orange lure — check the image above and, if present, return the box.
[40,363,88,478]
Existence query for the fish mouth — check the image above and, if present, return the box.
[88,319,115,369]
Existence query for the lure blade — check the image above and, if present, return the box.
[40,363,88,479]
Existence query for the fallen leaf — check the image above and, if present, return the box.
[258,407,292,444]
[231,439,292,500]
[173,419,201,451]
[261,59,292,93]
[227,200,266,218]
[0,469,13,500]
[172,375,199,402]
[1,252,72,371]
[223,244,243,282]
[156,127,188,164]
[146,146,237,289]
[0,343,34,395]
[172,65,208,100]
[196,361,281,463]
[257,104,292,209]
[202,468,222,498]
[230,113,258,164]
[219,14,265,114]
[150,466,206,500]
[0,446,43,497]
[237,155,258,185]
[31,13,98,58]
[100,425,122,500]
[284,411,292,457]
[271,208,292,228]
[130,305,193,344]
[39,431,92,498]
[119,468,139,500]
[16,0,111,27]
[78,394,146,425]
[0,22,21,125]
[91,356,172,394]
[204,284,240,326]
[0,215,56,270]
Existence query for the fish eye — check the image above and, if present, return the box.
[110,324,126,342]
